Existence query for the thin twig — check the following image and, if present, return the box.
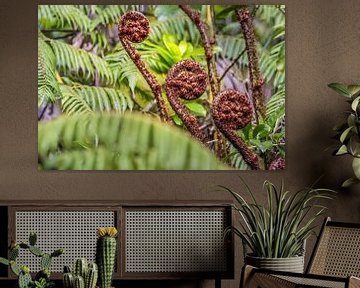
[219,48,246,82]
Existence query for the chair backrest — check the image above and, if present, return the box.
[307,217,360,277]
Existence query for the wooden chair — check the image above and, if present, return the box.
[241,217,360,288]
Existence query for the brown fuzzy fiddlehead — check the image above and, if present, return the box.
[212,90,259,169]
[268,157,285,170]
[165,59,210,145]
[237,8,266,121]
[118,11,169,122]
[179,5,219,99]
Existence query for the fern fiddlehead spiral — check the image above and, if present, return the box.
[118,11,170,122]
[237,8,266,121]
[212,90,259,169]
[165,59,210,145]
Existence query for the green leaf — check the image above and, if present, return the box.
[336,145,348,155]
[348,85,360,96]
[328,83,352,97]
[340,126,352,143]
[0,257,9,266]
[352,157,360,179]
[342,177,360,188]
[351,96,360,111]
[178,40,188,56]
[184,102,207,117]
[38,113,227,170]
[172,114,183,126]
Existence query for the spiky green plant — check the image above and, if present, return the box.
[62,260,98,288]
[96,227,117,288]
[0,232,63,288]
[222,179,335,258]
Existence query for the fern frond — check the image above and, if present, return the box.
[92,5,142,27]
[216,35,246,62]
[38,35,62,106]
[60,84,134,114]
[38,113,227,170]
[149,16,200,44]
[48,38,114,85]
[266,86,285,118]
[38,5,92,31]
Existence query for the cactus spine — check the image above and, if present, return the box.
[96,227,118,288]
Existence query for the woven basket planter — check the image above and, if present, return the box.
[245,254,305,273]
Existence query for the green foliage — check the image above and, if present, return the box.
[60,84,134,115]
[38,113,226,170]
[0,233,63,288]
[38,35,62,107]
[222,179,335,258]
[329,83,360,187]
[48,38,114,85]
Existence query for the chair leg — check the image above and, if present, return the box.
[240,265,296,288]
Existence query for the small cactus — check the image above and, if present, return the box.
[74,258,88,279]
[85,263,98,288]
[0,232,63,288]
[63,272,74,288]
[18,270,32,288]
[29,245,44,257]
[74,275,85,288]
[96,227,118,288]
[41,253,52,270]
[29,232,37,246]
[63,259,98,288]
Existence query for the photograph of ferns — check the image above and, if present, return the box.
[38,5,285,170]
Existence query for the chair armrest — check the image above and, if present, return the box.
[240,265,349,288]
[349,276,360,288]
[240,265,296,288]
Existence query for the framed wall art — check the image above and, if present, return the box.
[37,5,285,170]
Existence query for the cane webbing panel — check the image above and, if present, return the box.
[309,226,360,277]
[15,211,115,272]
[277,275,345,288]
[125,210,227,273]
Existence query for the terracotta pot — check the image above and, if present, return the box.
[245,254,305,273]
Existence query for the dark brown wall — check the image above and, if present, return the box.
[0,0,359,287]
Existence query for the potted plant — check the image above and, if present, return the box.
[222,179,334,273]
[328,83,360,187]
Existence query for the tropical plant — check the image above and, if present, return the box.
[221,179,335,258]
[329,83,360,187]
[38,5,285,170]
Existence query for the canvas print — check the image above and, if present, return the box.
[38,5,285,170]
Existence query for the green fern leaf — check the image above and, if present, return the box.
[38,113,227,170]
[149,16,200,44]
[38,5,92,31]
[49,38,114,85]
[38,35,62,106]
[60,84,134,114]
